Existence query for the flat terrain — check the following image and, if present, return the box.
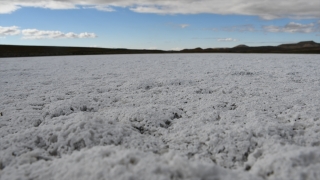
[1,54,320,180]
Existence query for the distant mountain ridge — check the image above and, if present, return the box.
[0,41,319,57]
[181,41,320,54]
[232,41,320,49]
[234,44,249,48]
[278,41,320,49]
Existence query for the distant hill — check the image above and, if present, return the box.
[278,41,320,49]
[234,44,249,48]
[0,41,319,57]
[181,41,320,54]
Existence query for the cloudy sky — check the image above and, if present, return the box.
[1,0,319,50]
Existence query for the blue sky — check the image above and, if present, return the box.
[0,0,319,50]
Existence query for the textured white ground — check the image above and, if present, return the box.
[1,54,320,180]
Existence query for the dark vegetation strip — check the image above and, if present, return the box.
[1,41,319,58]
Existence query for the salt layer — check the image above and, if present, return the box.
[1,54,320,180]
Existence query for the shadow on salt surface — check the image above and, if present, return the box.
[117,105,183,134]
[1,146,259,180]
[248,146,320,180]
[129,78,197,91]
[231,71,256,76]
[1,111,164,162]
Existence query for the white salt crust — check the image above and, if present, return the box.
[1,54,320,180]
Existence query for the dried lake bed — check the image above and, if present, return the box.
[1,54,320,180]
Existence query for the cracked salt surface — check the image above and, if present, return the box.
[1,54,320,180]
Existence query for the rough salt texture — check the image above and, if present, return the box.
[1,54,320,180]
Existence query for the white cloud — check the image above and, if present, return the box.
[0,26,97,39]
[171,47,183,51]
[79,32,97,38]
[168,23,190,29]
[83,5,114,12]
[145,47,158,50]
[0,26,21,36]
[21,29,97,39]
[263,22,317,33]
[0,4,21,14]
[217,38,237,42]
[179,24,190,29]
[1,0,320,19]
